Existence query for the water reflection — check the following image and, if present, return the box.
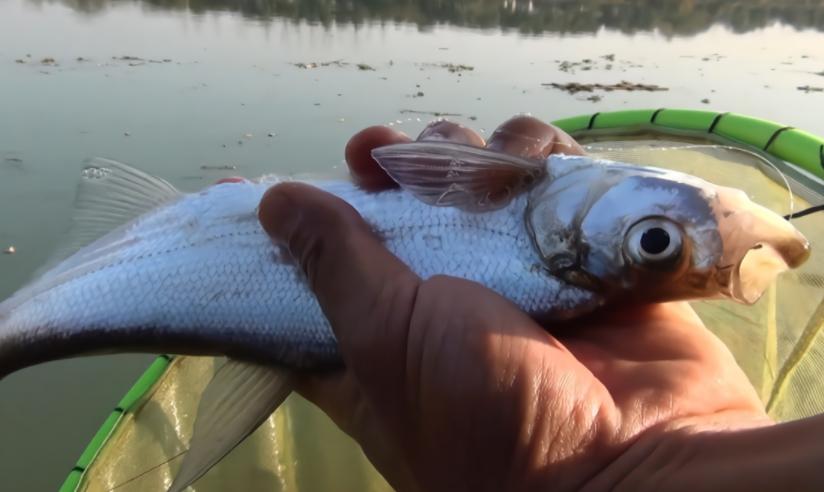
[36,0,824,35]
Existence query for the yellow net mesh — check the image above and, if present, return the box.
[80,356,391,491]
[77,139,824,491]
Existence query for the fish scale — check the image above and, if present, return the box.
[0,177,587,371]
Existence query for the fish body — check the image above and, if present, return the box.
[0,148,810,376]
[0,168,590,373]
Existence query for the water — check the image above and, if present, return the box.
[0,0,823,489]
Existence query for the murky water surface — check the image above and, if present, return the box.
[1,0,823,489]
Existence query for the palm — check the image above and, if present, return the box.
[560,303,766,436]
[377,284,770,491]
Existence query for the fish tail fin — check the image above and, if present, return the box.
[167,360,294,492]
[0,158,182,379]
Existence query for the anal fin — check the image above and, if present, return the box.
[168,359,294,492]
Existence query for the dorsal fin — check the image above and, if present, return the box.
[66,158,181,250]
[370,142,545,212]
[34,158,182,277]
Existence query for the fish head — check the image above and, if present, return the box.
[527,157,810,305]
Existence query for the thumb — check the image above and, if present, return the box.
[258,182,420,388]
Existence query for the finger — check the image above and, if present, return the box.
[417,119,486,146]
[345,126,411,191]
[214,177,247,184]
[486,115,586,158]
[258,182,420,384]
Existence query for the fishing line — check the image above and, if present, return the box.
[107,448,189,491]
[785,203,824,220]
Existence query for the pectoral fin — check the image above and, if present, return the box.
[168,359,294,492]
[371,141,545,211]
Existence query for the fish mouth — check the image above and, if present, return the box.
[714,187,811,304]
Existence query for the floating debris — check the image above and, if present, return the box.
[4,157,23,163]
[200,164,238,171]
[419,62,474,73]
[243,133,254,139]
[15,59,25,64]
[554,56,641,74]
[76,57,88,62]
[399,109,462,117]
[798,85,824,93]
[443,63,473,73]
[468,116,478,121]
[543,81,668,94]
[267,132,276,137]
[558,59,593,73]
[115,55,143,61]
[356,63,375,71]
[124,131,131,137]
[292,59,347,69]
[3,246,15,255]
[585,95,603,102]
[41,57,56,65]
[701,98,711,104]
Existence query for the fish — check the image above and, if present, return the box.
[0,142,810,491]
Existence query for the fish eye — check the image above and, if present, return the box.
[625,218,683,267]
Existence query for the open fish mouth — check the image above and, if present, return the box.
[714,186,811,304]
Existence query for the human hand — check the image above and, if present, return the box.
[257,116,775,492]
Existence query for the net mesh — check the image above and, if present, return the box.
[77,139,824,491]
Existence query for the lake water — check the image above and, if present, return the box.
[0,0,823,489]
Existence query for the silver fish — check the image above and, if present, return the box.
[0,142,810,376]
[0,142,810,491]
